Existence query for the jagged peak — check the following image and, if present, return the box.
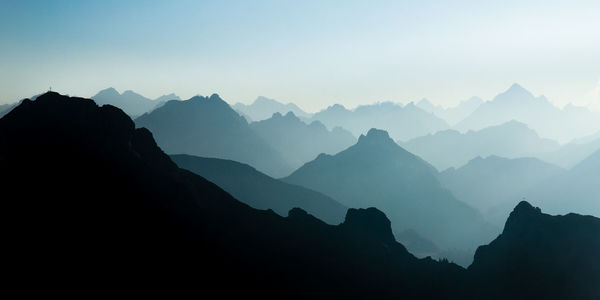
[357,128,393,144]
[503,201,543,234]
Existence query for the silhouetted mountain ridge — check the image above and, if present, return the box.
[135,93,293,177]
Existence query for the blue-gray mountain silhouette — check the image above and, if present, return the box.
[233,96,312,121]
[416,96,483,125]
[283,128,497,253]
[469,201,600,299]
[3,92,599,298]
[402,120,559,171]
[539,130,600,168]
[250,111,356,170]
[439,156,565,226]
[134,94,293,177]
[92,87,173,117]
[1,92,470,298]
[310,102,449,141]
[455,83,600,143]
[171,154,347,224]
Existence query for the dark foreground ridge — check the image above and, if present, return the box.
[1,92,598,299]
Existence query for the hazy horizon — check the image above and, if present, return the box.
[1,0,599,111]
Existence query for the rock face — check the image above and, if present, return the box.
[469,201,600,299]
[135,93,293,177]
[284,128,496,252]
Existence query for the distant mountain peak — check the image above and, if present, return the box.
[342,207,395,242]
[499,83,534,100]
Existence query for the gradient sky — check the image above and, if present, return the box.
[1,0,599,111]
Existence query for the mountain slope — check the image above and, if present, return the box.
[439,156,565,226]
[402,120,559,171]
[526,149,600,217]
[1,92,469,298]
[135,94,293,177]
[233,96,312,121]
[250,112,356,170]
[284,128,497,252]
[171,154,347,224]
[310,102,449,141]
[469,201,600,299]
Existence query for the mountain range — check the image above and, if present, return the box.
[283,128,497,255]
[250,111,356,170]
[2,92,598,298]
[416,96,484,126]
[92,87,180,117]
[439,156,565,226]
[455,83,600,143]
[402,120,560,171]
[134,94,293,177]
[310,102,449,141]
[233,96,312,122]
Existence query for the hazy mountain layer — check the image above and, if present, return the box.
[455,83,600,143]
[233,96,312,121]
[284,128,497,252]
[526,149,600,217]
[92,87,169,117]
[171,154,347,224]
[310,102,449,141]
[250,112,356,170]
[439,156,565,226]
[402,120,560,171]
[416,97,483,125]
[134,94,293,177]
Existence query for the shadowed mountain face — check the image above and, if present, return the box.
[233,96,312,121]
[1,92,471,297]
[0,102,18,118]
[171,154,347,224]
[284,128,497,252]
[416,97,483,125]
[455,84,600,143]
[310,102,449,142]
[525,149,600,217]
[92,87,168,117]
[134,94,293,177]
[250,112,356,170]
[402,120,560,171]
[439,156,565,226]
[469,201,600,299]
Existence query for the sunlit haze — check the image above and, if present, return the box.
[1,0,599,111]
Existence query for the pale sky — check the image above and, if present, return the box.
[1,0,599,111]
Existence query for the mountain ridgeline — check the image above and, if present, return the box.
[1,92,598,298]
[170,154,347,224]
[134,94,294,177]
[284,128,498,254]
